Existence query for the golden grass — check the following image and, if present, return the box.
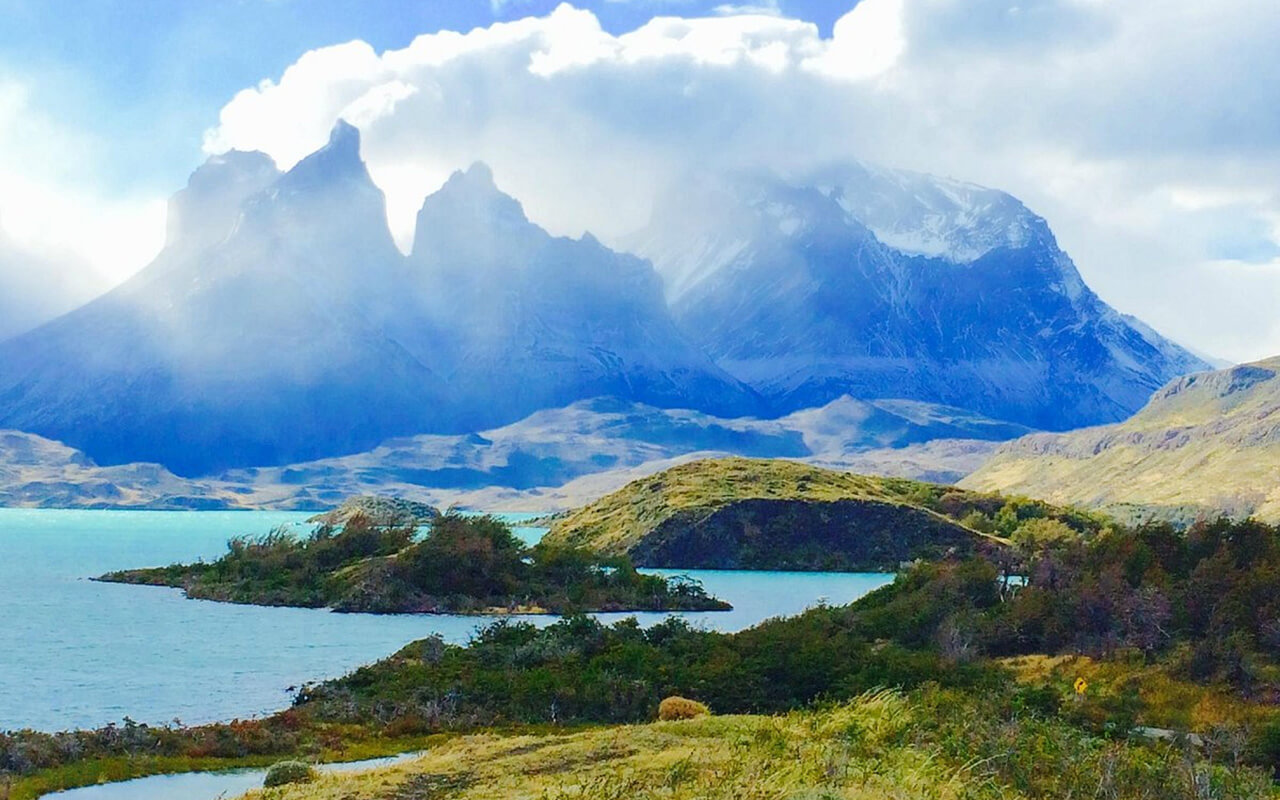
[233,693,974,800]
[962,358,1280,522]
[1001,654,1275,732]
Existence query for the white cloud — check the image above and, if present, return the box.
[0,79,165,296]
[201,0,1280,363]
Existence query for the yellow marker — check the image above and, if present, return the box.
[1074,677,1088,695]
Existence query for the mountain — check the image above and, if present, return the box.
[0,396,1022,509]
[0,123,453,475]
[394,163,759,426]
[962,357,1280,522]
[0,124,751,475]
[628,166,1208,431]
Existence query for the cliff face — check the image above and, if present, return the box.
[0,129,752,476]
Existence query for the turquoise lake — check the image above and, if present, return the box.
[0,508,895,733]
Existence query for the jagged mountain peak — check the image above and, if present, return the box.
[629,164,1208,432]
[809,161,1049,263]
[165,149,280,250]
[274,118,375,194]
[411,162,533,261]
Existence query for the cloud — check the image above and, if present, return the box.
[714,2,782,16]
[204,0,1280,363]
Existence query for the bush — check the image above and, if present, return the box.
[263,760,316,787]
[658,696,710,721]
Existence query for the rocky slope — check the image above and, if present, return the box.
[628,167,1207,431]
[962,358,1280,521]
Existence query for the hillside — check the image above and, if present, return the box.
[962,357,1280,522]
[0,397,1018,510]
[543,457,1098,570]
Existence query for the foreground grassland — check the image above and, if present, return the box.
[237,691,1273,800]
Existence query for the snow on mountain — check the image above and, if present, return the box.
[629,169,1208,431]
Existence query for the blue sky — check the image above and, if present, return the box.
[0,0,1278,362]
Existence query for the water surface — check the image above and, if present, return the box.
[1,509,893,732]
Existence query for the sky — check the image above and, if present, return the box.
[0,0,1277,362]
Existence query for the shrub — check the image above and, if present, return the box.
[658,696,710,721]
[263,760,316,787]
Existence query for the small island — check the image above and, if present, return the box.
[98,509,729,614]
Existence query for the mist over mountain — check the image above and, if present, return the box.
[0,119,1210,479]
[0,123,457,475]
[0,123,752,475]
[0,228,106,342]
[394,163,761,426]
[629,168,1208,431]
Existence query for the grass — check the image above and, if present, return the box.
[230,690,1275,800]
[1003,654,1279,733]
[962,357,1280,522]
[543,457,1002,556]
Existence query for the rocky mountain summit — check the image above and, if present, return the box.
[629,168,1207,431]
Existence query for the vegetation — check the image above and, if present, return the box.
[657,696,710,721]
[97,512,729,614]
[543,457,1107,569]
[263,760,317,787]
[18,504,1280,797]
[237,690,1272,800]
[284,516,1280,778]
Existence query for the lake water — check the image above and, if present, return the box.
[1,509,894,733]
[50,751,424,799]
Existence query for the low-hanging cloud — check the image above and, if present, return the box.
[200,0,1280,363]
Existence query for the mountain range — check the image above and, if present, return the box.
[0,120,1207,480]
[0,395,1023,510]
[963,357,1280,523]
[629,166,1207,430]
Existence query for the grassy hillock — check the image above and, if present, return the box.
[98,512,727,615]
[964,357,1280,522]
[233,690,1270,800]
[543,457,1105,570]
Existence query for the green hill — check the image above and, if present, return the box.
[963,358,1280,523]
[542,458,1099,571]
